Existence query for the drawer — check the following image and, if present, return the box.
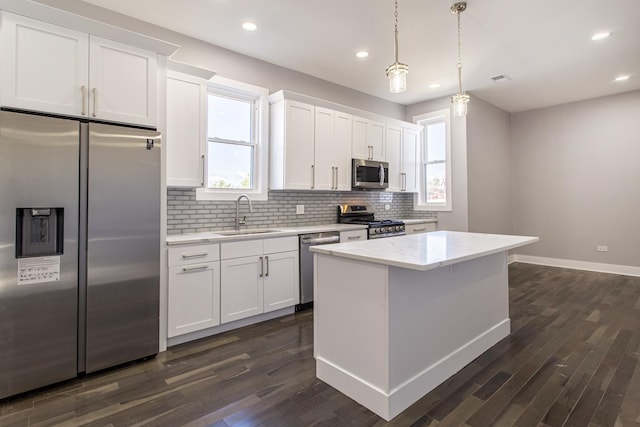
[406,223,437,234]
[168,244,220,266]
[340,229,367,242]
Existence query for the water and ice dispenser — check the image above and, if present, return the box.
[15,208,64,258]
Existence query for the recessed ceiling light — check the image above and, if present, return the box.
[242,22,257,31]
[428,83,441,89]
[591,32,610,41]
[614,75,630,82]
[356,51,369,59]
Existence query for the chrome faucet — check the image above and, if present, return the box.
[235,194,253,230]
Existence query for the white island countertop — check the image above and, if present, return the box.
[310,230,539,271]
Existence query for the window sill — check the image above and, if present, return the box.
[196,188,268,201]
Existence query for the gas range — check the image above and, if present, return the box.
[337,205,405,239]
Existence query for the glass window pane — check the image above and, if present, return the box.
[208,142,253,189]
[207,95,252,142]
[426,163,447,204]
[426,122,446,161]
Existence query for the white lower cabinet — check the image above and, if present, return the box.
[167,244,220,338]
[221,236,299,324]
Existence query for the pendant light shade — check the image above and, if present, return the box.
[451,2,469,116]
[386,0,408,93]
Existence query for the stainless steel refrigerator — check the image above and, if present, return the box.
[0,110,161,399]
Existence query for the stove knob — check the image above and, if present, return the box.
[394,226,400,231]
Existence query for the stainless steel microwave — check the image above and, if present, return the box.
[352,159,389,190]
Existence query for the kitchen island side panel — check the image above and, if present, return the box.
[314,254,390,390]
[314,251,511,421]
[386,252,510,418]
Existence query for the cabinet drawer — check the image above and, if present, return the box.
[169,244,219,266]
[406,223,437,234]
[264,236,298,254]
[340,229,367,242]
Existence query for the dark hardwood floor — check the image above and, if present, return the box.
[1,263,639,426]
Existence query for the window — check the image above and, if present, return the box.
[196,76,269,201]
[414,109,452,211]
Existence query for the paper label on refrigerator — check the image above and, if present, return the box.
[17,256,61,285]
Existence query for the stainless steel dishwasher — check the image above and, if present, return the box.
[298,231,341,310]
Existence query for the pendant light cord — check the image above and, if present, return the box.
[394,0,399,64]
[456,8,463,93]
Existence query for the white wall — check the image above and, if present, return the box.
[467,97,512,234]
[511,90,640,267]
[33,0,405,119]
[406,97,468,232]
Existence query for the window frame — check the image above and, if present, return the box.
[196,76,269,201]
[413,108,452,211]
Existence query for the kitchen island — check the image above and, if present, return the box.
[310,231,538,421]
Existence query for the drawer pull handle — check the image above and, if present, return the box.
[414,228,426,232]
[182,265,208,272]
[182,252,208,259]
[347,236,360,240]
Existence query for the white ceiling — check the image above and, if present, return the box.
[79,0,640,113]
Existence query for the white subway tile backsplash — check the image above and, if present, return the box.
[166,188,436,234]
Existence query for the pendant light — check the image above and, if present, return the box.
[386,0,408,93]
[451,1,469,116]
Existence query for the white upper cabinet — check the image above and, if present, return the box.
[352,116,385,161]
[386,124,420,192]
[270,99,315,190]
[314,107,352,191]
[386,125,403,192]
[1,13,89,117]
[1,12,157,127]
[402,127,420,193]
[88,36,157,126]
[166,71,207,187]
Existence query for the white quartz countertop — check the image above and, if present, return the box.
[310,230,539,271]
[166,223,368,245]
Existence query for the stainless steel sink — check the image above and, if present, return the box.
[215,228,280,236]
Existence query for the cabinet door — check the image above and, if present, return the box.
[368,119,386,161]
[284,101,315,189]
[221,256,263,323]
[402,128,420,193]
[352,116,369,159]
[1,13,89,117]
[334,112,352,191]
[386,125,402,192]
[168,262,220,338]
[314,107,334,190]
[166,72,206,187]
[89,36,157,126]
[263,251,299,313]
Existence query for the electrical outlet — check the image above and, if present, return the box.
[296,204,304,215]
[385,204,391,210]
[596,245,608,252]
